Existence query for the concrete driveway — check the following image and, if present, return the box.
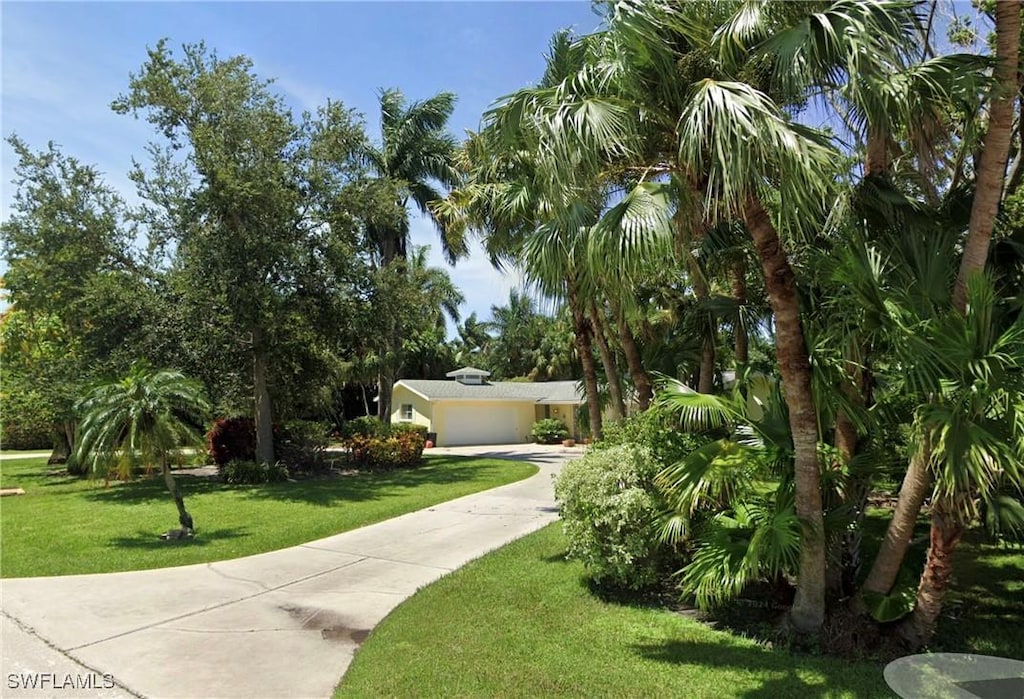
[1,444,581,699]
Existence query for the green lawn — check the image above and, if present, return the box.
[339,521,1024,698]
[338,524,893,698]
[0,455,536,577]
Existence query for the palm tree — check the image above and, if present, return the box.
[898,275,1024,647]
[654,377,806,610]
[496,0,996,635]
[953,0,1021,312]
[518,0,847,632]
[434,36,612,438]
[372,246,463,421]
[74,361,210,537]
[365,88,464,266]
[364,88,463,421]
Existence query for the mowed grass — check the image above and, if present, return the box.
[338,524,893,699]
[0,455,536,577]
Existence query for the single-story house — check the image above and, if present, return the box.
[391,367,585,446]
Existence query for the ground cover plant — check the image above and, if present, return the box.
[0,454,535,577]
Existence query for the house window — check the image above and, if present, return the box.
[400,404,414,421]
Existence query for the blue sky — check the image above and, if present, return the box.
[1,1,601,327]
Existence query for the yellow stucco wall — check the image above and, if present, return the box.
[391,385,434,428]
[392,383,584,444]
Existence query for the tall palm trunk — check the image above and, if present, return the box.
[732,259,748,369]
[865,125,889,177]
[953,0,1020,312]
[609,295,653,412]
[590,300,625,420]
[900,501,964,648]
[568,276,603,440]
[162,457,194,534]
[741,194,826,633]
[880,0,1019,632]
[690,258,716,393]
[252,327,275,465]
[857,435,932,604]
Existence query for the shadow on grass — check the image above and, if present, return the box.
[81,455,515,508]
[632,637,888,698]
[107,526,249,550]
[932,534,1024,658]
[247,461,471,506]
[82,475,225,505]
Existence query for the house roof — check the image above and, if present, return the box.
[445,367,491,378]
[396,379,585,404]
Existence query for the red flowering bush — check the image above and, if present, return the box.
[206,417,256,466]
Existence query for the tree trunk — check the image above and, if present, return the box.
[1005,94,1024,196]
[833,355,863,489]
[162,457,194,534]
[857,436,933,604]
[952,0,1020,312]
[589,300,625,421]
[732,259,748,369]
[900,502,964,649]
[865,125,889,177]
[379,229,402,267]
[568,276,603,440]
[840,361,875,596]
[690,257,716,394]
[741,194,825,634]
[252,328,276,465]
[49,421,75,466]
[834,402,859,466]
[376,370,394,425]
[609,295,653,412]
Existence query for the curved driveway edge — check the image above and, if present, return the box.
[1,445,580,699]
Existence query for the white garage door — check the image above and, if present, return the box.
[440,404,523,446]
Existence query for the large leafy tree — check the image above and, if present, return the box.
[75,362,210,538]
[1,136,144,463]
[113,40,343,464]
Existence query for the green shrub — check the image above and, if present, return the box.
[341,416,387,440]
[531,418,570,444]
[274,420,329,470]
[391,423,429,440]
[1,388,55,450]
[554,444,670,591]
[220,459,288,485]
[597,409,710,468]
[206,417,256,466]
